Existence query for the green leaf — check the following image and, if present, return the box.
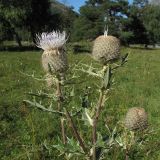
[96,132,106,148]
[121,53,129,65]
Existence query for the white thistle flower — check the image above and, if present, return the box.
[35,31,67,50]
[35,30,68,75]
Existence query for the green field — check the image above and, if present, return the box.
[0,47,160,160]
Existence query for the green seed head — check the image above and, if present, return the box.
[92,35,120,64]
[125,107,148,131]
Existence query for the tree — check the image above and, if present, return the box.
[25,0,51,43]
[149,0,160,5]
[102,0,130,40]
[0,0,51,46]
[50,2,78,37]
[0,0,76,46]
[133,0,149,7]
[71,4,103,41]
[0,0,29,47]
[143,5,160,44]
[125,0,150,45]
[72,0,130,42]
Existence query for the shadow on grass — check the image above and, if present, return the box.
[69,44,91,54]
[0,45,39,52]
[130,46,155,50]
[129,45,160,50]
[0,44,91,53]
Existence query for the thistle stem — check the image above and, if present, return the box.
[56,78,66,144]
[92,90,105,160]
[61,118,66,144]
[125,149,129,160]
[92,65,108,160]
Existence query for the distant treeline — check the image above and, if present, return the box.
[0,0,160,47]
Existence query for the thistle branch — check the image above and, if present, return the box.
[65,109,90,158]
[19,71,46,81]
[92,90,106,160]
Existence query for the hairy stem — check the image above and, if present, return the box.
[56,79,66,144]
[92,65,109,160]
[61,118,66,144]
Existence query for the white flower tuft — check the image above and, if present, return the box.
[35,31,67,50]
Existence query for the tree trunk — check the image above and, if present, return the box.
[14,32,22,47]
[145,44,148,48]
[30,26,36,44]
[11,27,22,48]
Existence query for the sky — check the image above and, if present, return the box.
[58,0,133,12]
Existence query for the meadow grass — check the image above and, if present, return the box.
[0,47,160,160]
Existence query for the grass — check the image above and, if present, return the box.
[0,46,160,160]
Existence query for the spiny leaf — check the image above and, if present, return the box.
[121,53,129,65]
[85,108,93,126]
[82,108,94,126]
[70,87,75,97]
[23,100,64,115]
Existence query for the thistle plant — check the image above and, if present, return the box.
[23,29,151,160]
[36,30,68,144]
[91,33,124,160]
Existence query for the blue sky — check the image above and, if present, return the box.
[58,0,133,12]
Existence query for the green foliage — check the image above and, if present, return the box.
[80,5,102,20]
[119,31,134,45]
[71,5,103,41]
[71,16,103,41]
[122,2,149,45]
[53,137,84,159]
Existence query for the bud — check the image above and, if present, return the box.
[92,35,120,64]
[125,107,148,131]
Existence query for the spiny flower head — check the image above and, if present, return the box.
[92,35,120,64]
[35,31,67,50]
[125,107,148,131]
